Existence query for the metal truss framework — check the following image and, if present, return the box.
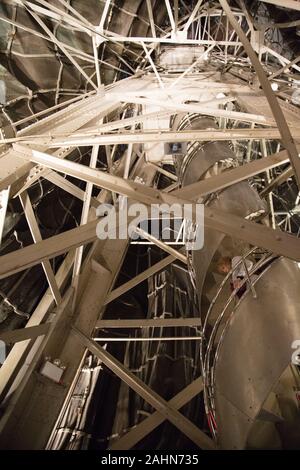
[0,0,300,450]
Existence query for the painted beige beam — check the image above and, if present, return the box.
[43,170,99,208]
[96,318,202,328]
[269,55,300,80]
[260,166,294,197]
[146,0,156,37]
[13,92,94,127]
[219,0,300,187]
[89,109,173,134]
[72,327,215,450]
[175,148,292,200]
[0,219,98,279]
[31,128,300,148]
[268,19,300,29]
[105,253,181,304]
[165,0,176,31]
[0,249,74,403]
[94,336,201,342]
[71,145,99,311]
[19,192,62,305]
[257,0,300,11]
[110,377,204,450]
[103,35,242,45]
[0,324,50,345]
[134,227,187,264]
[183,0,204,31]
[106,94,274,125]
[0,150,298,281]
[26,151,300,261]
[148,162,178,182]
[0,96,119,194]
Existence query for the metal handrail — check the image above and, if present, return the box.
[205,255,277,436]
[200,248,260,435]
[201,247,258,343]
[200,250,276,435]
[210,256,278,408]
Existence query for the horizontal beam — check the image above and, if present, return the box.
[105,35,242,46]
[72,327,215,450]
[94,336,202,342]
[0,324,50,345]
[26,150,300,261]
[105,253,180,304]
[134,227,187,264]
[96,318,202,328]
[21,128,300,148]
[0,149,298,280]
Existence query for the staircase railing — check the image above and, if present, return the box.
[200,248,277,439]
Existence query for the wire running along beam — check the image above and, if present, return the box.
[0,148,300,281]
[9,127,300,148]
[72,327,216,450]
[109,376,204,450]
[219,0,300,188]
[0,0,300,451]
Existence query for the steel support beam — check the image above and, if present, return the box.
[183,0,205,31]
[257,0,300,11]
[219,0,300,187]
[22,128,300,148]
[104,253,182,305]
[19,192,62,305]
[25,151,300,261]
[109,377,204,450]
[176,148,292,200]
[0,324,50,345]
[0,249,75,403]
[1,149,300,281]
[0,218,98,279]
[0,160,157,449]
[96,318,202,328]
[146,0,156,38]
[260,167,294,197]
[72,327,215,450]
[134,227,187,264]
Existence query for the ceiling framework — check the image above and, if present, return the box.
[0,0,299,450]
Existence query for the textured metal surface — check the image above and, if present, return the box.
[214,257,300,449]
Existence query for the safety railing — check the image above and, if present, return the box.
[200,248,277,439]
